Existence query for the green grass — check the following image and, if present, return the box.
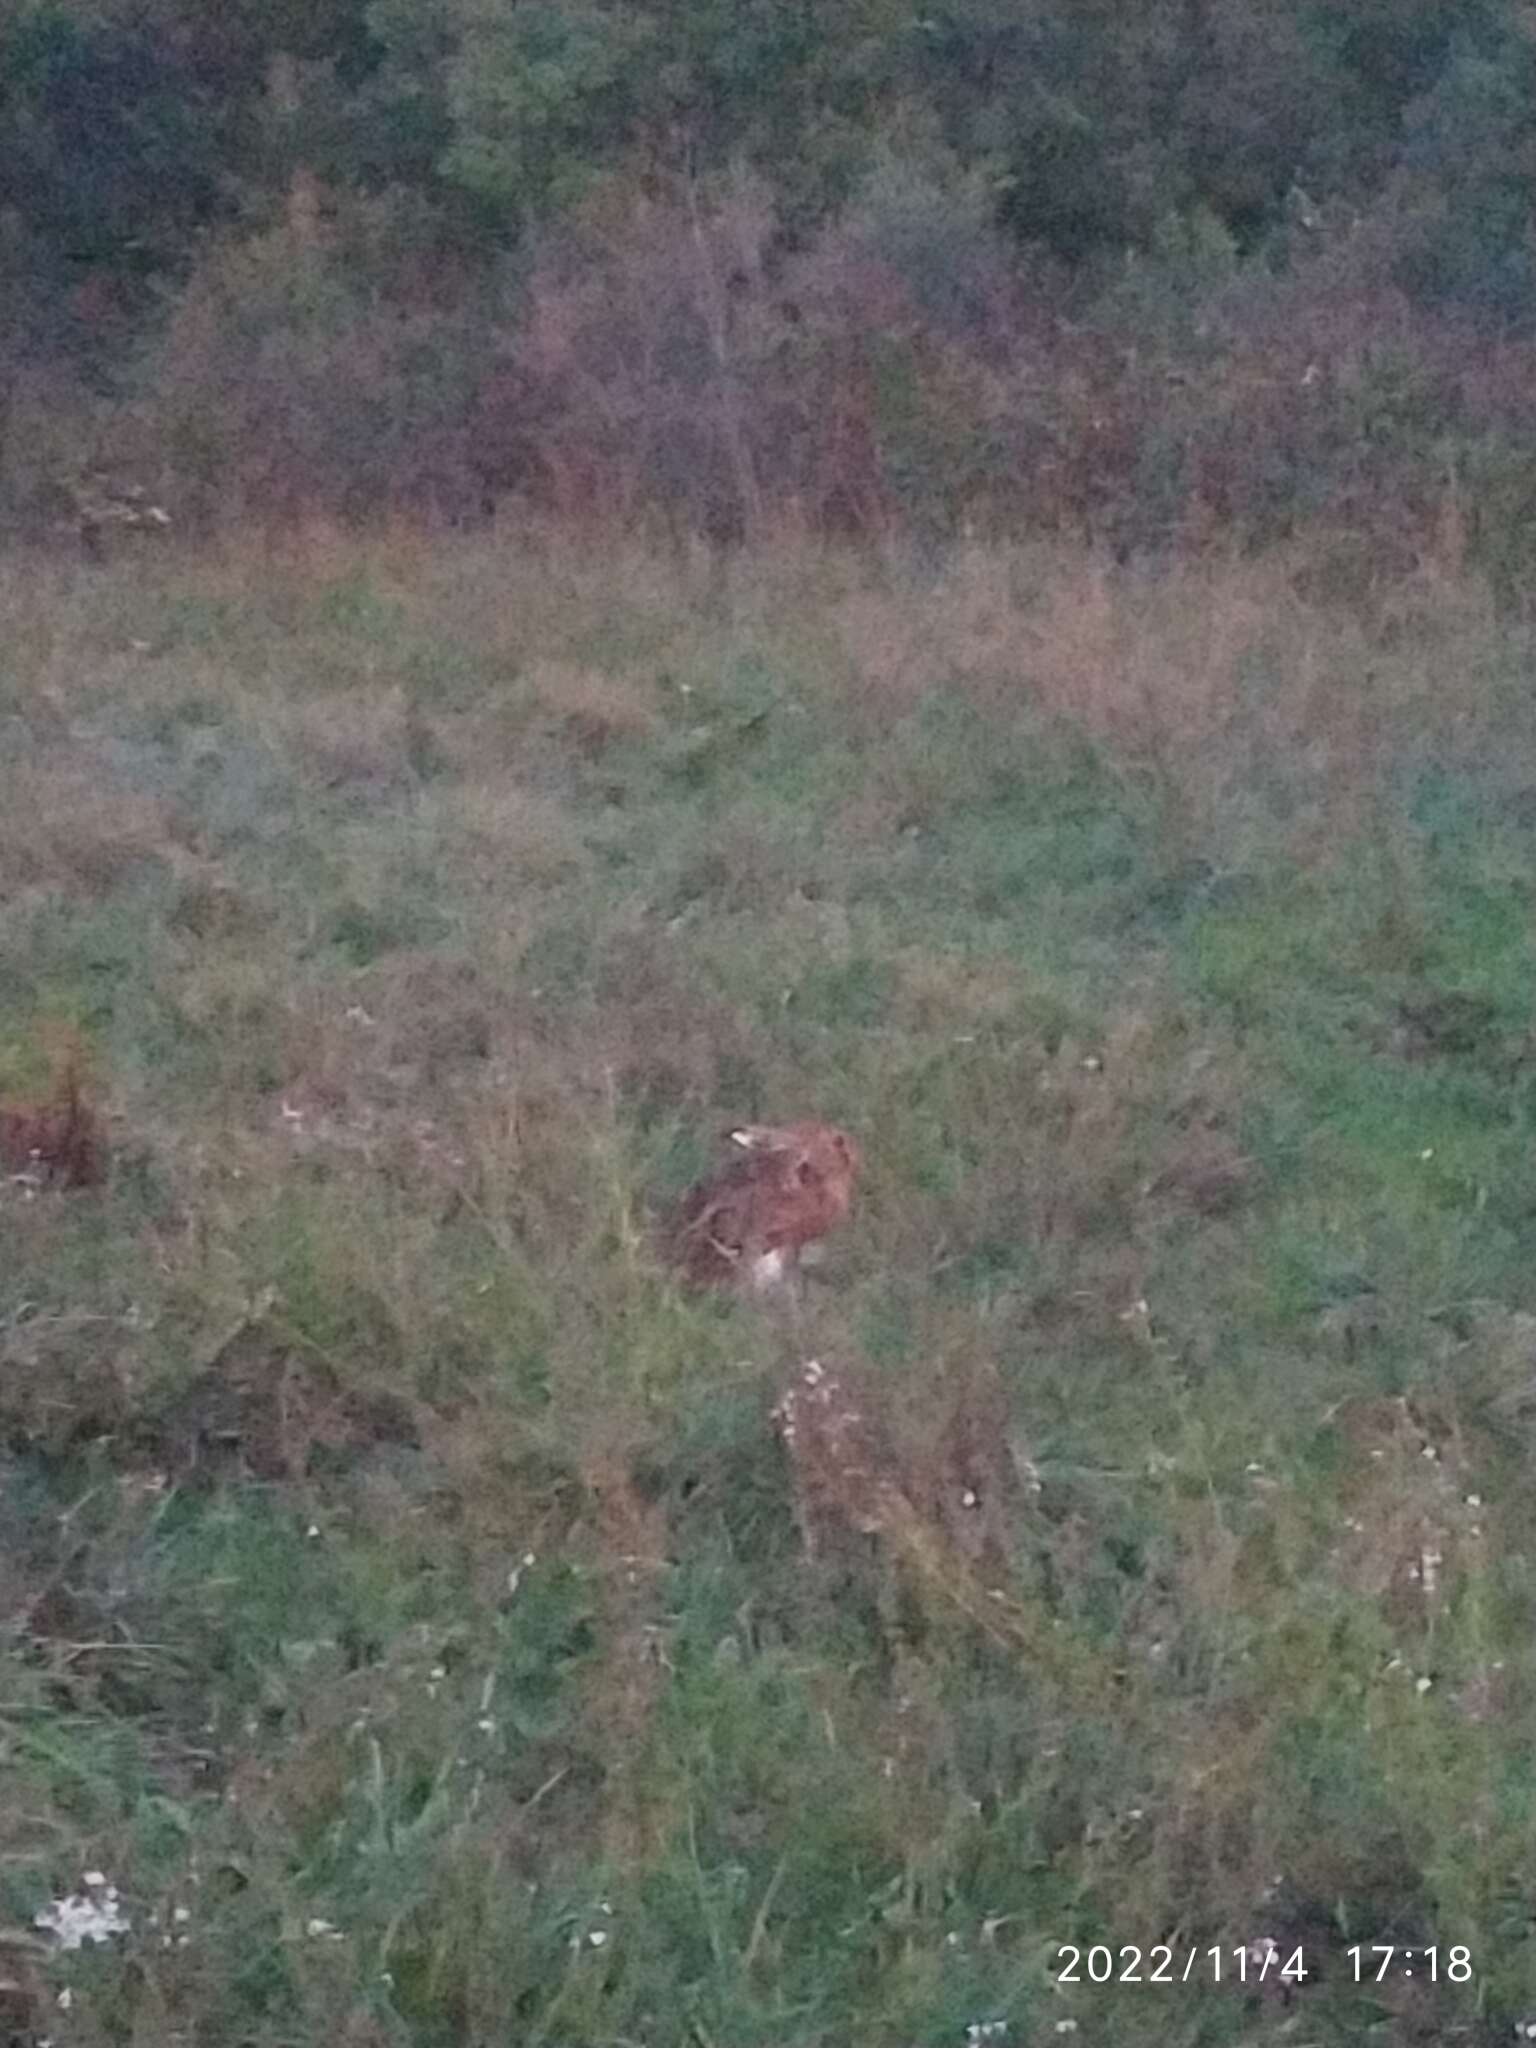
[3,529,1536,2044]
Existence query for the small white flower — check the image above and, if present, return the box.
[588,1929,608,1948]
[1415,1675,1433,1694]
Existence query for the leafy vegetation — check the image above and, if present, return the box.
[4,533,1536,2044]
[9,0,1536,565]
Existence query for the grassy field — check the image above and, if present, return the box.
[3,527,1536,2047]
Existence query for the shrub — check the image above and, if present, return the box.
[135,186,495,530]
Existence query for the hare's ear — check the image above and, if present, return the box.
[729,1124,787,1152]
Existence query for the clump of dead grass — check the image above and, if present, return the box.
[522,659,660,754]
[0,751,172,901]
[1323,1394,1487,1634]
[770,1351,1096,1692]
[281,686,422,797]
[824,541,1489,878]
[0,1022,108,1192]
[567,1442,676,1864]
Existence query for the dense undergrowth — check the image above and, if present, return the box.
[3,529,1536,2045]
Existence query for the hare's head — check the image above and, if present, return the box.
[730,1120,858,1167]
[728,1120,860,1224]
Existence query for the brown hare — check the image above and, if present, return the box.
[668,1120,861,1294]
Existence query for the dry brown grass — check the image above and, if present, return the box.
[771,1350,1094,1688]
[0,752,172,901]
[522,660,661,753]
[0,1023,108,1191]
[1325,1394,1487,1633]
[820,539,1492,872]
[570,1443,675,1864]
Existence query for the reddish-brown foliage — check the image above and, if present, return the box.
[90,169,1536,575]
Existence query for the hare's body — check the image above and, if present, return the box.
[669,1121,860,1293]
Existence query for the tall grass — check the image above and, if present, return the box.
[3,527,1536,2045]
